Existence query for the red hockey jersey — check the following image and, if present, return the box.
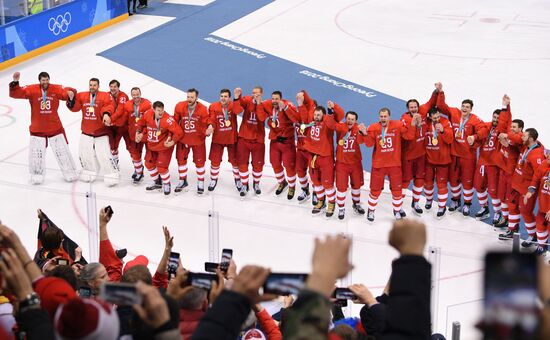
[69,91,114,137]
[237,95,267,143]
[174,101,210,146]
[400,91,438,160]
[365,120,414,168]
[112,98,152,142]
[511,143,545,194]
[424,117,453,165]
[137,109,183,152]
[335,123,364,164]
[209,101,243,145]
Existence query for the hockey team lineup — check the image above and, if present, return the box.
[8,71,550,255]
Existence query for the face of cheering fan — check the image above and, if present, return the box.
[89,80,99,94]
[154,107,164,119]
[379,110,390,126]
[39,75,50,91]
[131,89,141,103]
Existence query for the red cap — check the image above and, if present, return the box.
[123,255,149,273]
[34,277,77,318]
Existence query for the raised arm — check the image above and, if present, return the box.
[8,72,30,99]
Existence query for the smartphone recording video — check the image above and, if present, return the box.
[186,272,218,290]
[99,282,142,306]
[334,288,357,300]
[263,273,308,296]
[78,286,92,298]
[168,252,180,276]
[204,262,219,273]
[220,249,233,273]
[57,258,69,266]
[483,252,538,339]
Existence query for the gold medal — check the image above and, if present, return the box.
[432,137,438,146]
[455,131,461,138]
[88,107,95,114]
[225,120,231,127]
[379,139,385,147]
[338,139,344,146]
[135,117,139,123]
[271,121,277,128]
[156,131,161,137]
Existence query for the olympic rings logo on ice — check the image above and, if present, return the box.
[48,12,72,36]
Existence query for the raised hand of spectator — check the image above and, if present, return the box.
[230,265,274,304]
[389,219,426,256]
[133,281,171,329]
[349,284,377,306]
[225,259,237,280]
[99,206,112,224]
[163,226,173,251]
[0,248,34,300]
[209,269,225,304]
[0,223,41,281]
[307,234,352,297]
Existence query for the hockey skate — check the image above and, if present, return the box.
[253,182,261,195]
[492,212,503,226]
[411,201,423,215]
[366,209,375,222]
[234,178,243,192]
[498,228,517,241]
[399,209,406,218]
[208,179,218,192]
[174,179,188,193]
[534,245,548,256]
[146,177,162,191]
[239,184,248,198]
[461,203,471,217]
[325,202,335,218]
[133,173,144,184]
[521,235,537,248]
[287,187,295,200]
[276,180,288,196]
[197,181,205,195]
[353,203,365,215]
[163,182,171,196]
[475,205,490,220]
[448,198,460,212]
[297,187,310,203]
[312,198,326,215]
[425,199,433,210]
[394,210,402,220]
[338,208,345,220]
[436,207,446,219]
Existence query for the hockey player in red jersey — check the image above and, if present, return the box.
[524,151,550,255]
[67,78,119,185]
[107,79,129,165]
[295,90,317,203]
[334,111,366,220]
[435,82,488,216]
[136,101,183,195]
[499,128,545,246]
[359,108,415,221]
[423,108,453,218]
[473,109,505,223]
[300,105,339,217]
[260,91,301,199]
[495,107,524,230]
[110,87,152,184]
[207,89,244,192]
[234,86,267,197]
[9,71,78,184]
[400,90,437,215]
[174,88,212,195]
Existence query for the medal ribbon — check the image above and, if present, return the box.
[188,104,196,119]
[342,129,351,142]
[156,116,161,134]
[222,105,229,121]
[432,123,438,139]
[486,127,495,146]
[133,102,139,119]
[42,89,47,104]
[520,143,537,164]
[90,93,96,109]
[301,122,315,131]
[458,115,470,134]
[380,124,388,144]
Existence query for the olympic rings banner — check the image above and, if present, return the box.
[0,0,126,63]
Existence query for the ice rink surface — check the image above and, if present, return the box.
[1,0,549,338]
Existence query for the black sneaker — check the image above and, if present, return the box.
[338,208,345,220]
[498,229,517,241]
[353,203,365,215]
[146,177,162,191]
[297,186,310,203]
[115,248,127,260]
[366,209,375,222]
[425,199,433,210]
[208,179,218,192]
[276,180,288,196]
[253,182,261,195]
[436,207,446,219]
[133,173,144,184]
[287,187,295,200]
[175,179,188,193]
[449,198,460,212]
[475,205,490,220]
[411,201,423,215]
[521,235,537,248]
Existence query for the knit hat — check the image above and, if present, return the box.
[123,255,149,273]
[55,298,120,340]
[243,328,266,340]
[33,277,77,318]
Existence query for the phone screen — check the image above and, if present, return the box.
[483,252,538,338]
[187,272,218,290]
[220,249,233,272]
[99,282,142,306]
[204,262,219,273]
[263,273,308,296]
[168,252,180,275]
[57,258,69,266]
[334,288,357,300]
[78,286,92,298]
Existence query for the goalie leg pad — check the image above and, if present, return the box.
[49,133,78,182]
[94,135,119,186]
[79,134,98,182]
[29,135,46,184]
